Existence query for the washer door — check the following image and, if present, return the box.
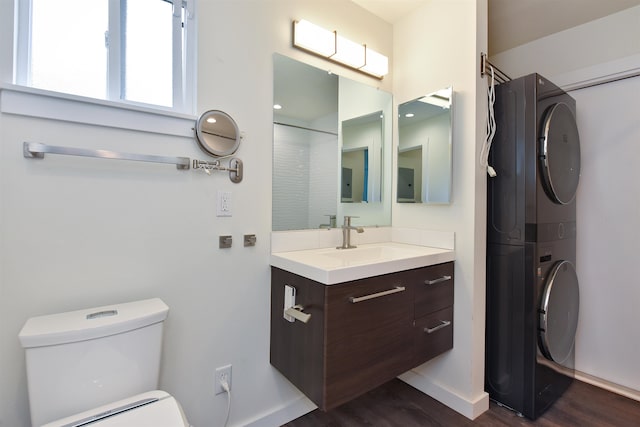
[539,102,581,205]
[539,260,580,364]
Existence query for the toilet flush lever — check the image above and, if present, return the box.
[86,309,118,320]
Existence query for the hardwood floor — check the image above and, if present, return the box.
[284,378,640,426]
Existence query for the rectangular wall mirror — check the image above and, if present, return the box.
[397,87,453,204]
[272,54,392,231]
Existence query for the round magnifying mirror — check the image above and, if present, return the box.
[195,110,241,157]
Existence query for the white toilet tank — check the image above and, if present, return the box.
[19,298,169,427]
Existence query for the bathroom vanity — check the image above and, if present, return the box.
[270,243,454,410]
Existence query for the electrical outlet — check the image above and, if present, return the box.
[216,191,232,217]
[214,364,232,395]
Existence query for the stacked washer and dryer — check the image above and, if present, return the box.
[486,73,581,419]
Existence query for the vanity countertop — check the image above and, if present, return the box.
[270,242,454,285]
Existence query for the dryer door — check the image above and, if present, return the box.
[539,260,580,364]
[539,102,581,205]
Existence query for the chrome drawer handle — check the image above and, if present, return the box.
[349,286,406,303]
[424,275,452,285]
[424,320,451,334]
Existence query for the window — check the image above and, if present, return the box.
[14,0,195,113]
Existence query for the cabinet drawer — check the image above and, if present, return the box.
[414,306,454,365]
[412,262,454,319]
[326,273,413,344]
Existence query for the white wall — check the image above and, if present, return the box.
[393,0,490,419]
[572,77,640,394]
[0,1,393,426]
[490,6,640,399]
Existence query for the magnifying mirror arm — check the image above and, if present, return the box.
[193,158,243,183]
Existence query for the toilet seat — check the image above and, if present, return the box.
[41,390,190,427]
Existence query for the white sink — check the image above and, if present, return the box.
[270,242,454,285]
[319,245,426,263]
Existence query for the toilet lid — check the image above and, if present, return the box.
[42,391,190,427]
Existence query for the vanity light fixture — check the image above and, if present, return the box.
[292,20,336,57]
[332,34,366,68]
[273,104,282,110]
[292,19,389,79]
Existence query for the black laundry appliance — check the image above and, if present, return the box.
[485,73,581,419]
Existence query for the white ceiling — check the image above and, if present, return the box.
[352,0,640,54]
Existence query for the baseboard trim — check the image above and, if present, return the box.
[241,395,316,427]
[575,370,640,402]
[398,370,489,420]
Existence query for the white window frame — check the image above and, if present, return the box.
[13,0,196,115]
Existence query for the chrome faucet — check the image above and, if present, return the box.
[319,214,337,229]
[337,215,364,249]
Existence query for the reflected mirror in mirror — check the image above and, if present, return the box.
[195,110,240,157]
[272,54,392,231]
[341,111,383,203]
[397,87,453,204]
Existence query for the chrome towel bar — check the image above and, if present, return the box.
[480,52,511,84]
[23,142,191,170]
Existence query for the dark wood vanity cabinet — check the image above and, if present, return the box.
[270,262,454,410]
[411,262,455,365]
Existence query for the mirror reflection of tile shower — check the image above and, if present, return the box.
[273,124,338,231]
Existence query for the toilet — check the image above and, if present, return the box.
[18,298,191,426]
